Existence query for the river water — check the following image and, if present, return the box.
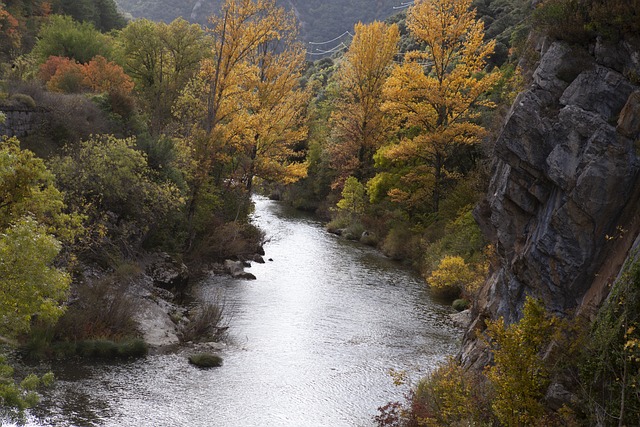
[25,196,461,427]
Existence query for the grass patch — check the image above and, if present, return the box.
[188,353,223,368]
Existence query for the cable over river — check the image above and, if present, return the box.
[26,196,462,426]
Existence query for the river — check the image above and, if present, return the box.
[24,196,461,426]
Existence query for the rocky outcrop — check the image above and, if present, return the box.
[224,259,257,280]
[465,37,640,368]
[145,252,189,293]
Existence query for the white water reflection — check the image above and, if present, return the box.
[27,196,461,426]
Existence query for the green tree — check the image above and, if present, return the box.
[337,176,366,216]
[57,0,126,32]
[0,137,71,413]
[31,14,113,63]
[117,18,207,136]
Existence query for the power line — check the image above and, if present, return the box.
[306,42,348,56]
[308,31,353,46]
[392,1,414,10]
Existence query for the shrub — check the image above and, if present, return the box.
[411,358,494,426]
[180,298,228,343]
[427,256,477,300]
[579,255,640,426]
[53,274,140,342]
[485,297,557,426]
[452,299,469,312]
[188,353,223,368]
[532,0,593,43]
[9,93,35,108]
[381,225,420,262]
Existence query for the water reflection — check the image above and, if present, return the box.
[27,196,461,426]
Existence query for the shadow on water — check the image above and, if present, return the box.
[23,196,462,427]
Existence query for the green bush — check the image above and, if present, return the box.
[452,299,470,312]
[188,353,223,368]
[9,93,36,108]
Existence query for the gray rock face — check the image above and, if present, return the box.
[466,39,640,366]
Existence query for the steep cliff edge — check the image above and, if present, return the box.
[464,37,640,368]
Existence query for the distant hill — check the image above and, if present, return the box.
[113,0,404,51]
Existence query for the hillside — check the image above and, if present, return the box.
[113,0,403,45]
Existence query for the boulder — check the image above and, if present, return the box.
[224,259,257,280]
[146,252,189,293]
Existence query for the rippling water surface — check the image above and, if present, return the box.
[27,196,461,426]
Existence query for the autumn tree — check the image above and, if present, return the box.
[380,0,500,213]
[328,21,399,189]
[0,4,20,55]
[117,18,207,135]
[174,0,308,223]
[82,55,134,96]
[240,4,309,192]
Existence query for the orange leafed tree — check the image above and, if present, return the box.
[328,21,399,189]
[45,57,85,93]
[82,55,134,95]
[381,0,500,212]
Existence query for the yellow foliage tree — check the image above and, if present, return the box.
[175,0,308,215]
[382,0,500,212]
[328,21,399,189]
[241,10,309,191]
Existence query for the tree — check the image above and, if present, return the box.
[240,3,309,192]
[327,21,399,189]
[50,135,183,254]
[82,55,134,96]
[174,0,308,223]
[427,255,477,299]
[44,56,85,93]
[381,0,499,213]
[0,4,20,53]
[337,176,366,216]
[117,18,207,136]
[56,0,126,32]
[31,14,112,63]
[0,137,75,413]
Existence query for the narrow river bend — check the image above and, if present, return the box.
[28,196,461,427]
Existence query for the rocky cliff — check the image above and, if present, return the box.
[464,36,640,368]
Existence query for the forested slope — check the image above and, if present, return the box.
[113,0,403,43]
